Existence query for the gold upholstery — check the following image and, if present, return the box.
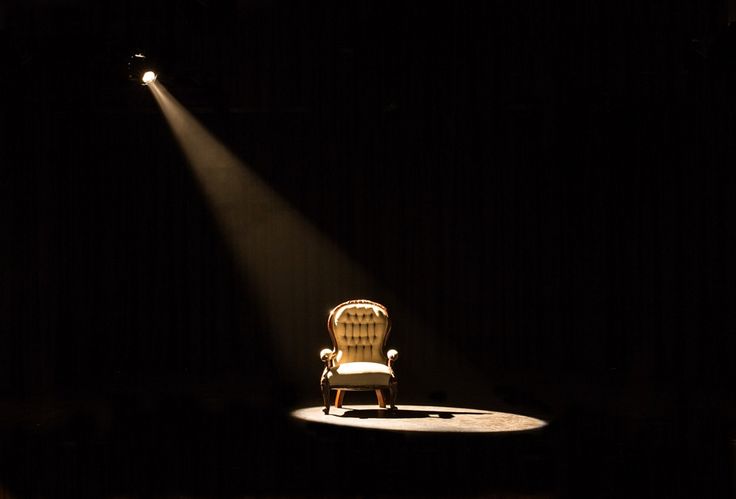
[320,300,398,414]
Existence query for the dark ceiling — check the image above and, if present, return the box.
[2,0,729,112]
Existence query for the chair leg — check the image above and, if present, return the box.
[321,381,331,414]
[335,389,345,408]
[375,389,386,408]
[388,381,398,410]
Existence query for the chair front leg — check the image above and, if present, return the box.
[321,379,331,414]
[388,380,398,410]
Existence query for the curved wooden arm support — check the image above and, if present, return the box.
[320,348,341,368]
[386,349,399,368]
[319,349,336,414]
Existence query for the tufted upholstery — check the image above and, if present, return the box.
[320,299,399,413]
[331,301,390,364]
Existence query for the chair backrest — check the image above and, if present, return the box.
[327,299,391,364]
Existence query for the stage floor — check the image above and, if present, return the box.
[290,404,547,433]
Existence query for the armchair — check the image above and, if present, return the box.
[319,299,398,414]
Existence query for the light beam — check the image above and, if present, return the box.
[147,81,485,401]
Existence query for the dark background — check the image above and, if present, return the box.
[1,0,735,497]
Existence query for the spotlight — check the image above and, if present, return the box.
[128,53,158,85]
[142,71,157,84]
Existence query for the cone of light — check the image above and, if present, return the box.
[147,81,483,398]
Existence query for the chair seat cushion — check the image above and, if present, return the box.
[326,362,393,387]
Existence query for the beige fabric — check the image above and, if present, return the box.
[326,362,393,387]
[331,303,389,364]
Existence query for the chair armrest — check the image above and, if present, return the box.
[320,348,336,362]
[387,349,399,368]
[321,348,343,367]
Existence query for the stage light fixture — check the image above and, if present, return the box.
[142,71,157,84]
[128,53,158,85]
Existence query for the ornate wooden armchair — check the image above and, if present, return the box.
[320,299,398,414]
